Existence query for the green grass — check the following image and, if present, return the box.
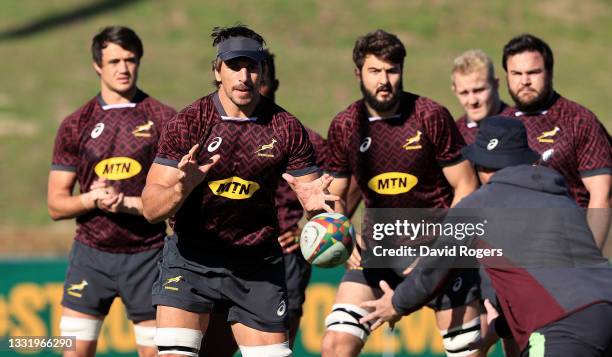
[0,0,610,226]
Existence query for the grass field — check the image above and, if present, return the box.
[0,0,610,249]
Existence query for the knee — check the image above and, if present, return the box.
[321,331,336,356]
[321,331,363,357]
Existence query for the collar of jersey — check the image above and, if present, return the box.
[220,115,258,122]
[213,91,259,122]
[368,114,401,122]
[513,92,559,117]
[514,110,548,117]
[97,89,145,110]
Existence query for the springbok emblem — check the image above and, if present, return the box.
[163,276,182,291]
[403,131,423,150]
[255,138,277,157]
[537,126,560,143]
[132,120,154,137]
[67,280,88,298]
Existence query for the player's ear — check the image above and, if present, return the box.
[214,64,222,83]
[273,79,279,92]
[354,67,361,80]
[93,62,102,76]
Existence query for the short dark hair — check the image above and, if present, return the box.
[211,24,265,48]
[91,26,143,66]
[353,30,406,70]
[210,24,266,87]
[262,49,276,82]
[502,34,554,74]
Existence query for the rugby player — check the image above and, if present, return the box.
[321,30,482,357]
[451,49,508,144]
[500,34,611,247]
[199,50,329,356]
[452,49,521,356]
[361,117,612,356]
[48,26,176,357]
[142,25,336,357]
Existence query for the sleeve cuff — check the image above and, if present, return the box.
[325,170,350,178]
[391,289,412,316]
[154,157,179,168]
[579,167,612,178]
[50,164,76,172]
[287,165,319,177]
[438,156,467,168]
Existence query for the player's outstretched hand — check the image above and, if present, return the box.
[282,173,339,213]
[278,227,301,254]
[177,144,220,194]
[359,280,401,331]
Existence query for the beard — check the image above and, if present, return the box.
[510,81,553,113]
[360,81,402,113]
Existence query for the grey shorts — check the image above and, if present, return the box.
[284,251,312,318]
[342,267,481,310]
[152,235,289,333]
[61,240,161,322]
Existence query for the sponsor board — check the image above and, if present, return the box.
[0,260,502,356]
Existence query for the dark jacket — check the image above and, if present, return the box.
[392,165,612,350]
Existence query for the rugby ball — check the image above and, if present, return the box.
[300,212,355,268]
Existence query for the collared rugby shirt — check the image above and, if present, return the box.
[51,90,175,253]
[327,92,466,209]
[155,92,317,247]
[502,93,612,207]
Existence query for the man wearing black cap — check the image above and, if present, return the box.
[360,117,612,356]
[141,25,336,357]
[199,50,331,356]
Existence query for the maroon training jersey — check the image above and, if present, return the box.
[275,128,328,233]
[155,92,317,248]
[501,93,612,207]
[327,92,466,209]
[455,102,508,144]
[51,90,176,253]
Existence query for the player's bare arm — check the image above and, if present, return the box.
[327,175,364,268]
[282,172,339,217]
[327,176,350,215]
[583,174,611,248]
[345,177,363,219]
[142,144,220,223]
[442,160,479,207]
[47,170,115,220]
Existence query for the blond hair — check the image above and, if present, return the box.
[451,49,495,83]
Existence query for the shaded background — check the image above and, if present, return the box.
[0,0,610,252]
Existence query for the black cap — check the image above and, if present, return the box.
[461,116,540,169]
[216,36,265,62]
